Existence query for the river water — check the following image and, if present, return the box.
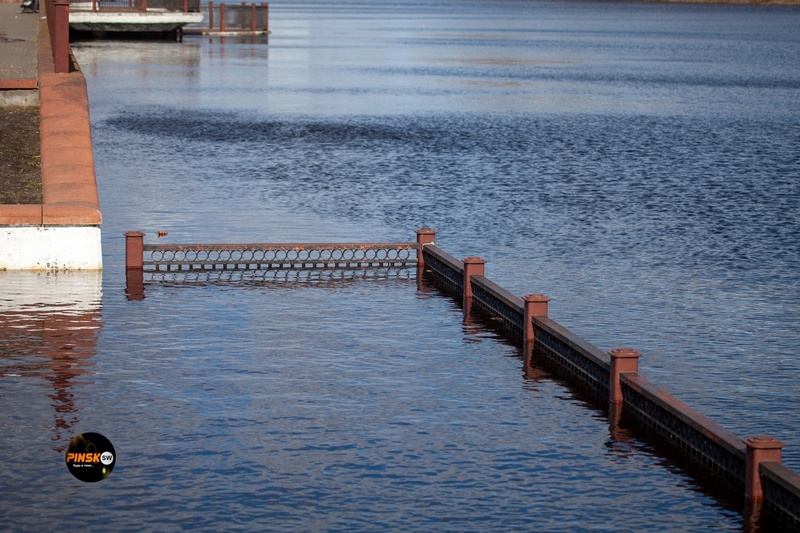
[2,0,799,530]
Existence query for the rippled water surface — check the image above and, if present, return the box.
[3,0,800,530]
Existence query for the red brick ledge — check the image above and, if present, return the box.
[0,16,102,226]
[0,79,38,89]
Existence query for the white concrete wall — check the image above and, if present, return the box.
[0,226,102,270]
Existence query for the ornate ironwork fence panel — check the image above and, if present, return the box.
[143,242,418,272]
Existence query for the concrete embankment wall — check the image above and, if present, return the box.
[0,15,102,270]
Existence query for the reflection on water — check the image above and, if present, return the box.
[2,272,756,531]
[0,272,102,448]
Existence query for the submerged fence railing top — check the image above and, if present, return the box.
[123,227,799,527]
[126,236,419,273]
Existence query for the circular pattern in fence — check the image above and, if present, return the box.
[145,245,417,270]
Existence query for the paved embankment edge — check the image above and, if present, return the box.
[0,16,102,270]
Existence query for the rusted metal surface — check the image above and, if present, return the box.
[142,241,418,272]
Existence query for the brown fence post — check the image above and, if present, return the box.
[220,3,226,33]
[608,347,641,404]
[462,257,485,300]
[415,228,436,269]
[745,436,785,501]
[125,231,146,300]
[523,294,550,344]
[52,1,70,74]
[251,3,256,32]
[125,231,146,271]
[263,2,268,32]
[208,1,214,29]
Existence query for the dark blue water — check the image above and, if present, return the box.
[2,0,800,529]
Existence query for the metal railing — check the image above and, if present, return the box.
[69,0,201,12]
[124,230,429,298]
[184,2,268,33]
[144,241,418,271]
[125,231,430,273]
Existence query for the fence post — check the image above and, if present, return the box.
[263,2,268,32]
[415,228,436,269]
[523,294,550,344]
[251,3,256,32]
[125,231,146,300]
[208,1,214,29]
[220,3,226,33]
[125,231,146,271]
[744,436,784,501]
[52,1,70,73]
[608,347,641,404]
[462,257,485,300]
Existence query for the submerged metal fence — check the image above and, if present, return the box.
[126,238,418,273]
[124,230,423,298]
[415,230,799,526]
[123,227,800,526]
